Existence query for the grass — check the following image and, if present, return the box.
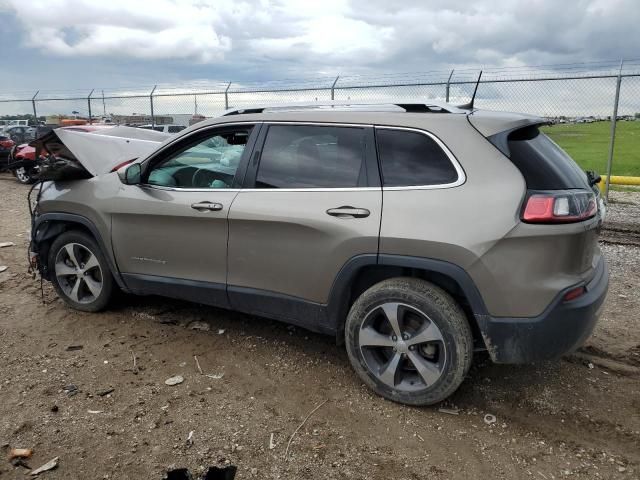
[541,121,640,177]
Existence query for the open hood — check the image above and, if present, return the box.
[32,126,170,176]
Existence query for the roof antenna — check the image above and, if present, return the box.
[458,70,482,110]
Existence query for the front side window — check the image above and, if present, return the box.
[256,125,367,188]
[376,129,459,187]
[147,127,252,189]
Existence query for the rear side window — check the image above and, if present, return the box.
[505,126,590,190]
[376,129,459,187]
[256,125,366,188]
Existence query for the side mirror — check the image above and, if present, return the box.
[119,163,142,185]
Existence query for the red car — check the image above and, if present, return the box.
[8,125,110,184]
[0,135,15,153]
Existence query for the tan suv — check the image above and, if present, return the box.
[30,102,609,405]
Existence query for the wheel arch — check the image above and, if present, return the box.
[327,254,489,348]
[32,213,127,291]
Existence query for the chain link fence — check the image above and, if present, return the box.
[1,61,639,179]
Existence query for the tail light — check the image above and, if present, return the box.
[522,190,597,224]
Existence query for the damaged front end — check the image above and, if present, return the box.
[31,126,170,180]
[27,126,171,279]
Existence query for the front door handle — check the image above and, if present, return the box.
[191,201,223,212]
[326,206,371,218]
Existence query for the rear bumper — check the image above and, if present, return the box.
[476,255,609,363]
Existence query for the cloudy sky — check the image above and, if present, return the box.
[0,0,638,95]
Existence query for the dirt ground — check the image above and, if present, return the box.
[0,172,638,480]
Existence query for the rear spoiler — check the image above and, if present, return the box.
[466,110,548,157]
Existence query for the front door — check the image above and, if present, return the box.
[227,123,382,325]
[110,123,259,306]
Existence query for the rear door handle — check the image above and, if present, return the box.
[191,201,223,212]
[326,206,371,218]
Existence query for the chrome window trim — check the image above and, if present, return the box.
[141,120,466,193]
[246,122,465,192]
[239,187,380,193]
[142,185,241,193]
[374,125,466,191]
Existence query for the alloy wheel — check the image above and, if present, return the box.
[54,243,103,304]
[15,167,31,183]
[358,302,446,392]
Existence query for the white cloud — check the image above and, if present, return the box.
[3,0,233,62]
[1,0,639,71]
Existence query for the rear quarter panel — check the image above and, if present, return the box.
[378,120,529,316]
[379,117,603,318]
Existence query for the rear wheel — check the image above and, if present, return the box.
[48,231,114,312]
[345,277,473,406]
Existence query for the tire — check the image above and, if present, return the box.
[48,231,114,312]
[345,277,473,406]
[13,166,36,184]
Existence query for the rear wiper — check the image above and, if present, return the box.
[585,170,601,187]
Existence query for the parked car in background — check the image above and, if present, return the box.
[6,124,148,185]
[5,126,54,184]
[4,125,33,144]
[138,124,186,134]
[7,143,44,184]
[0,119,30,134]
[30,101,608,405]
[0,135,15,159]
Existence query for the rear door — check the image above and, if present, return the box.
[227,123,381,321]
[110,123,260,306]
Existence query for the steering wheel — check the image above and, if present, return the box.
[191,168,230,188]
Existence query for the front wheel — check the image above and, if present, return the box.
[48,231,114,312]
[13,166,36,184]
[345,277,473,406]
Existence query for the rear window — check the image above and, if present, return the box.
[376,128,459,187]
[505,126,591,190]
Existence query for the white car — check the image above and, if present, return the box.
[137,124,186,134]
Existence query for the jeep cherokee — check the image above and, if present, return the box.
[30,102,609,405]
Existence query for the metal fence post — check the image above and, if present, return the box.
[224,82,232,110]
[31,90,39,125]
[330,76,340,100]
[445,70,454,103]
[87,89,94,125]
[150,85,157,127]
[605,61,624,202]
